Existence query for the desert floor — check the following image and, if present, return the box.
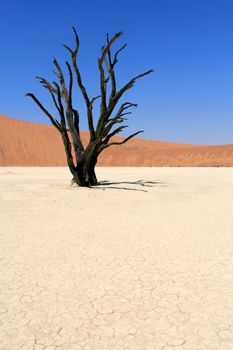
[0,167,233,350]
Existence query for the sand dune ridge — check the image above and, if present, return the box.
[0,114,232,166]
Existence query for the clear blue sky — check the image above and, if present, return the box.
[0,0,233,144]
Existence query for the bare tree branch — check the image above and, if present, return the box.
[63,27,96,140]
[96,31,153,138]
[99,32,123,63]
[100,102,137,138]
[113,43,127,66]
[102,125,128,145]
[96,32,124,134]
[53,81,66,129]
[36,76,61,113]
[66,61,73,106]
[25,93,61,131]
[53,58,69,99]
[99,130,144,151]
[106,33,117,99]
[53,58,85,164]
[90,95,101,106]
[98,57,108,114]
[100,33,123,97]
[115,70,154,102]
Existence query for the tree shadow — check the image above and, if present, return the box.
[96,179,165,192]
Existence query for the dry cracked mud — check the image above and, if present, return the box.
[0,167,233,349]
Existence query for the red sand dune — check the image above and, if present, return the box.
[0,114,233,166]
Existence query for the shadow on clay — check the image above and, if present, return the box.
[96,179,166,192]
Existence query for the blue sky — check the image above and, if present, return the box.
[0,0,233,144]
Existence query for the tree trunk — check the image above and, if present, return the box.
[72,153,98,187]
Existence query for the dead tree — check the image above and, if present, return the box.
[26,28,153,187]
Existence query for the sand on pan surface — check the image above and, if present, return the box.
[0,167,233,350]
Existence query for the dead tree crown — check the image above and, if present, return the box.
[26,27,153,187]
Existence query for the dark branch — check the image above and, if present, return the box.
[53,82,66,129]
[115,70,154,101]
[66,61,73,106]
[96,32,124,133]
[90,95,101,107]
[98,58,107,114]
[99,32,123,64]
[72,108,80,133]
[101,102,138,138]
[113,44,127,66]
[96,31,153,137]
[99,32,123,103]
[25,93,61,131]
[53,58,69,100]
[64,27,96,140]
[100,130,144,151]
[36,76,61,113]
[102,125,128,144]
